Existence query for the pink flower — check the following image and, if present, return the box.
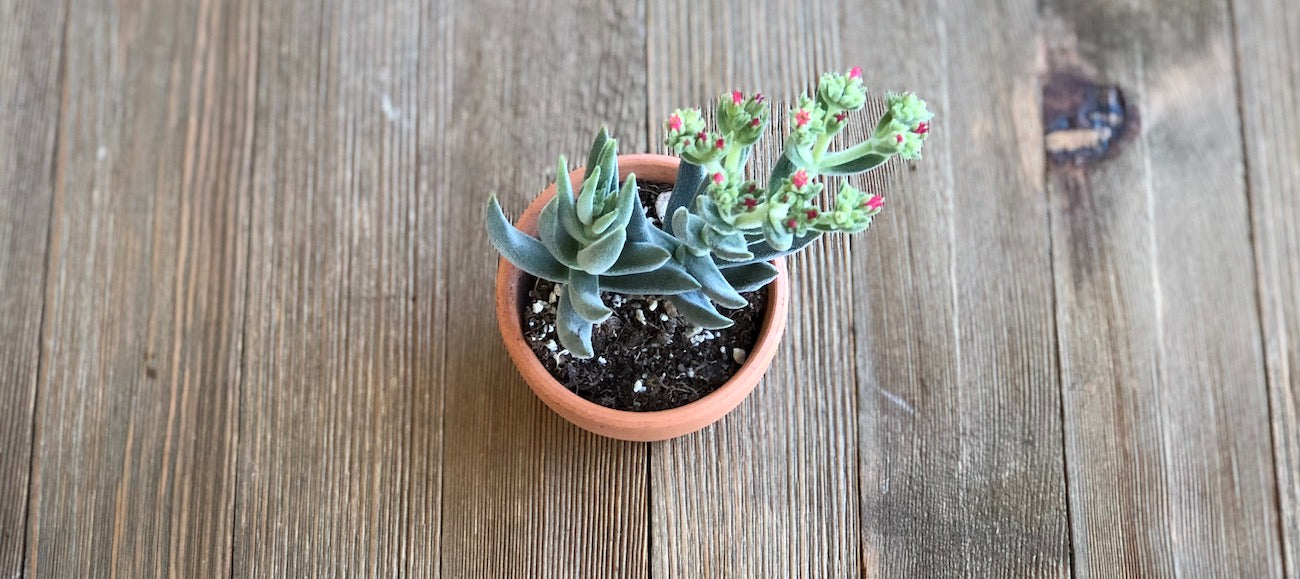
[895,133,904,144]
[795,109,811,127]
[668,114,683,131]
[696,131,708,142]
[715,137,726,150]
[791,169,809,189]
[732,90,745,104]
[805,209,819,220]
[786,218,799,230]
[866,195,885,210]
[849,66,862,80]
[913,121,929,135]
[743,197,758,209]
[751,118,762,127]
[834,111,848,123]
[712,172,725,185]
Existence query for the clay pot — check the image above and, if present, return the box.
[494,154,789,442]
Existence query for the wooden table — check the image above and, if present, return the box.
[1,0,1297,576]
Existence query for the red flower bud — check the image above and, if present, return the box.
[732,90,744,104]
[834,111,848,123]
[786,218,798,230]
[751,118,762,127]
[866,195,885,210]
[913,121,929,135]
[791,169,809,189]
[849,66,862,80]
[715,138,726,150]
[668,114,683,131]
[712,172,725,185]
[696,131,707,142]
[806,209,819,219]
[895,133,904,144]
[795,109,811,127]
[754,93,765,103]
[743,198,758,209]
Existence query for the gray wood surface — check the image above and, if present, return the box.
[1236,0,1300,573]
[0,0,1295,576]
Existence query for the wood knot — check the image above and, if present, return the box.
[1042,72,1133,166]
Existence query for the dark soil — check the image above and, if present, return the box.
[522,181,768,412]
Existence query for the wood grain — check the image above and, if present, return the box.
[1044,0,1282,575]
[23,0,255,576]
[234,0,433,575]
[845,0,1072,575]
[1235,0,1300,572]
[0,0,65,573]
[436,1,650,576]
[647,1,863,576]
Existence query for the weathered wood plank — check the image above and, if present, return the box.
[0,0,65,573]
[24,0,255,576]
[647,1,863,576]
[1044,0,1282,574]
[846,0,1072,575]
[437,1,650,576]
[1235,0,1300,572]
[233,0,433,575]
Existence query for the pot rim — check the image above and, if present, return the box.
[495,153,789,439]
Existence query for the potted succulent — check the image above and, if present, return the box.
[488,68,933,441]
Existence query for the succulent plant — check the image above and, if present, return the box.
[488,69,933,360]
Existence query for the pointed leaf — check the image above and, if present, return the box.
[554,157,589,242]
[582,127,612,184]
[537,199,583,269]
[708,230,754,261]
[576,166,601,226]
[820,152,887,176]
[608,174,638,234]
[600,260,700,294]
[604,242,671,275]
[556,289,595,358]
[672,207,710,255]
[485,196,570,282]
[766,154,797,198]
[682,252,747,309]
[576,228,626,275]
[567,270,612,323]
[718,231,822,268]
[668,291,734,330]
[666,161,706,231]
[720,261,779,292]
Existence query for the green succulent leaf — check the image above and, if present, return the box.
[600,260,701,294]
[709,230,754,261]
[556,289,595,358]
[720,261,779,292]
[537,199,583,269]
[718,231,822,268]
[576,166,601,226]
[681,252,747,309]
[668,291,734,330]
[666,161,706,232]
[672,207,711,255]
[819,152,888,176]
[608,174,639,234]
[576,227,626,275]
[603,242,671,275]
[567,270,612,324]
[554,157,589,243]
[766,154,797,198]
[485,196,570,283]
[583,128,616,189]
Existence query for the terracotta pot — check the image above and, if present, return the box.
[495,154,790,442]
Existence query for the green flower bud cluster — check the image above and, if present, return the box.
[717,91,769,147]
[869,92,933,161]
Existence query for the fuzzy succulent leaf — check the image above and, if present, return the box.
[604,242,671,275]
[666,161,706,234]
[607,174,639,236]
[485,196,570,283]
[716,232,822,268]
[680,252,747,309]
[583,128,618,194]
[600,260,701,294]
[556,289,595,358]
[766,154,797,198]
[567,270,612,323]
[709,230,755,261]
[537,199,583,269]
[819,151,888,176]
[672,207,711,256]
[575,228,626,275]
[720,261,779,292]
[553,157,590,243]
[575,166,601,226]
[668,291,734,330]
